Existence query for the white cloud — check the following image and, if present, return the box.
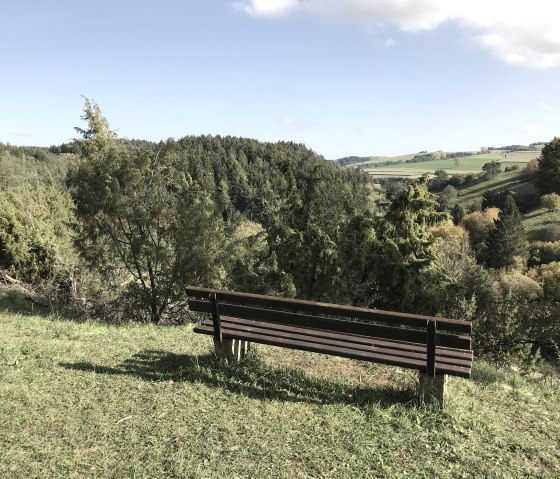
[523,124,541,133]
[539,101,555,112]
[233,0,298,17]
[235,0,560,68]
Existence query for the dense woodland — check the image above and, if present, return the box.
[1,101,560,363]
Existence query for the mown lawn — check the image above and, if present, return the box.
[1,307,559,478]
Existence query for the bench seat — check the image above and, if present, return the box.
[194,315,472,378]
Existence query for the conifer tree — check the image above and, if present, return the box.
[486,194,527,269]
[72,99,228,323]
[374,179,450,313]
[535,137,560,195]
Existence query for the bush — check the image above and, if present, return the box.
[528,241,560,266]
[490,271,543,302]
[538,262,560,301]
[461,208,500,261]
[541,193,560,212]
[448,174,466,186]
[0,185,81,303]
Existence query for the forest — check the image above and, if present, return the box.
[1,100,560,363]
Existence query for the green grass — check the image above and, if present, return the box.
[454,170,536,206]
[354,151,535,178]
[382,153,503,172]
[522,207,560,241]
[1,295,559,477]
[357,153,419,167]
[451,170,560,240]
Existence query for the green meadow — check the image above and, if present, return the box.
[1,285,559,478]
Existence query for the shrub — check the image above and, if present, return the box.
[461,208,500,260]
[541,193,560,212]
[528,241,560,266]
[448,174,465,186]
[538,262,560,301]
[490,271,543,302]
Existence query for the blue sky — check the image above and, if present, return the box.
[1,0,560,159]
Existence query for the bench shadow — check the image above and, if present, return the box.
[60,349,416,408]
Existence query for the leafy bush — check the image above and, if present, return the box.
[541,193,560,212]
[0,184,80,302]
[529,241,560,266]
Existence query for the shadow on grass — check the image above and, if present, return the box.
[458,177,523,199]
[60,349,416,408]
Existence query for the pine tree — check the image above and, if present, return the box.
[374,179,450,313]
[535,137,560,195]
[486,194,527,269]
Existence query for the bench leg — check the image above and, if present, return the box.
[213,338,249,362]
[418,372,447,406]
[240,340,251,357]
[213,338,235,361]
[233,339,242,362]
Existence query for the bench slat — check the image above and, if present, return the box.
[189,300,471,351]
[196,319,473,369]
[186,286,471,334]
[194,323,471,378]
[200,316,472,362]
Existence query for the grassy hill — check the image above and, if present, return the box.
[454,169,535,206]
[1,285,559,478]
[345,150,539,179]
[451,168,560,240]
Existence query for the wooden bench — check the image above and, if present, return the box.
[186,286,473,405]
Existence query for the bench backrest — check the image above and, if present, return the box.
[186,286,472,353]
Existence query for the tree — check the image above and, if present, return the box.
[535,137,560,195]
[482,161,502,179]
[451,204,465,225]
[541,193,560,212]
[438,184,457,210]
[486,194,527,269]
[72,100,227,322]
[460,207,500,262]
[373,180,450,313]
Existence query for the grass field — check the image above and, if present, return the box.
[504,150,540,163]
[454,169,535,205]
[1,285,560,478]
[448,168,560,241]
[523,207,560,241]
[356,153,419,167]
[360,151,537,178]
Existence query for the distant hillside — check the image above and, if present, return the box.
[337,142,544,169]
[337,151,477,169]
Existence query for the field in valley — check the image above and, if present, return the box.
[357,150,539,179]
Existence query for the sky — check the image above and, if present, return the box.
[1,0,560,159]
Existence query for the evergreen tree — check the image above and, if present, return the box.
[535,137,560,195]
[486,194,527,269]
[451,203,465,225]
[373,180,450,313]
[72,99,228,323]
